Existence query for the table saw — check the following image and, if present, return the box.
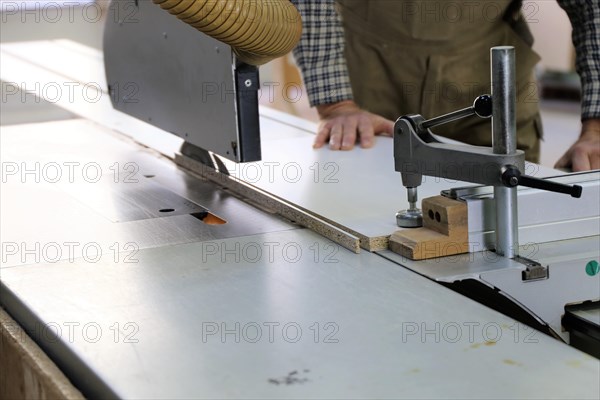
[1,1,599,399]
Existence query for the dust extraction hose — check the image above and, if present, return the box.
[153,0,302,65]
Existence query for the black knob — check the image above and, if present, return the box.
[501,165,521,187]
[501,165,582,198]
[473,95,493,118]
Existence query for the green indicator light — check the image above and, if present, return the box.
[585,260,599,277]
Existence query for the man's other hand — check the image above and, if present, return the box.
[315,100,394,150]
[555,119,600,171]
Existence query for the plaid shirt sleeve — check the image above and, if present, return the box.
[290,0,600,119]
[290,0,354,107]
[557,0,600,120]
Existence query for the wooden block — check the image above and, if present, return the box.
[389,196,469,260]
[422,196,468,236]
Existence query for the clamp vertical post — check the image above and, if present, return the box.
[491,46,519,258]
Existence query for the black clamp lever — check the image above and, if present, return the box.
[419,95,493,131]
[501,165,582,198]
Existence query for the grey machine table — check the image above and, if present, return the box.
[1,36,599,400]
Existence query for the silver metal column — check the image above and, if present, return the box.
[491,46,519,258]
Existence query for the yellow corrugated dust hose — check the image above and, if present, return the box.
[153,0,302,65]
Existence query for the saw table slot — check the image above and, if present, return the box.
[59,175,212,223]
[191,211,227,225]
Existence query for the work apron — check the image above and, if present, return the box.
[336,0,542,162]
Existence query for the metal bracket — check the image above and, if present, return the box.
[514,256,549,281]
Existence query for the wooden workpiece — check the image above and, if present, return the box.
[389,196,469,260]
[0,308,83,400]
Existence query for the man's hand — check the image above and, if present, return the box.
[555,119,600,171]
[315,100,394,150]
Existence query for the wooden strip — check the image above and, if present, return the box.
[175,154,361,253]
[0,308,84,400]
